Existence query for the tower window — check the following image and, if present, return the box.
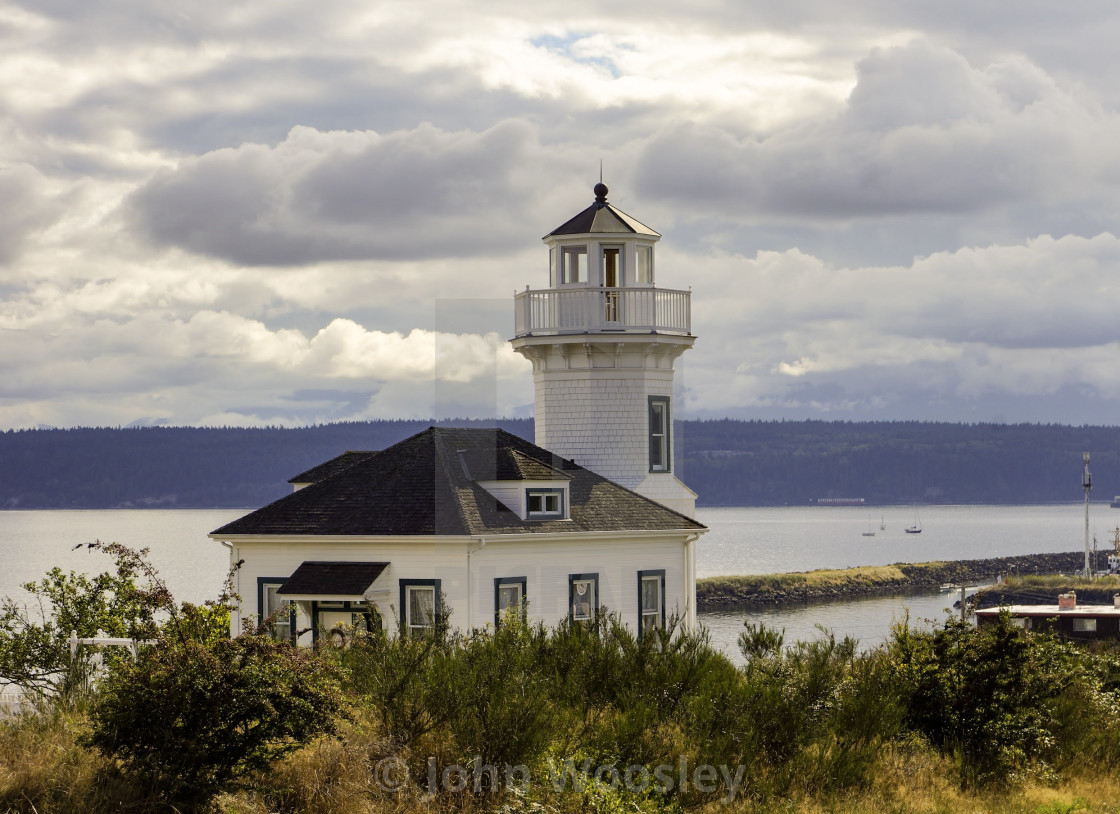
[636,245,653,284]
[648,396,671,472]
[601,246,622,287]
[561,246,587,284]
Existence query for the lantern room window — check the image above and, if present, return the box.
[636,245,653,284]
[561,246,587,284]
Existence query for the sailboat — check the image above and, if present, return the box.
[880,515,886,531]
[905,507,922,534]
[862,515,876,537]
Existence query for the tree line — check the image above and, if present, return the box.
[2,419,1119,509]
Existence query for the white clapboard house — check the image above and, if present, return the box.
[210,183,707,642]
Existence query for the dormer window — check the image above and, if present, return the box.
[561,246,587,284]
[526,488,564,518]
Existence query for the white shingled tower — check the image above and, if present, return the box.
[511,183,698,517]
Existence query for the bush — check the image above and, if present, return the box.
[888,612,1087,786]
[83,627,345,809]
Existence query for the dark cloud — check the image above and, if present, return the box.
[126,121,554,265]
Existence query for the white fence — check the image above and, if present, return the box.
[514,286,691,337]
[68,630,153,661]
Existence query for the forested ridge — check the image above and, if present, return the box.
[2,419,1119,509]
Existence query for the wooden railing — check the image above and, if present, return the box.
[513,286,691,336]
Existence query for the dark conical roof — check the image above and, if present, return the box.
[544,183,660,239]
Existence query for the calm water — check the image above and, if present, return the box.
[0,504,1110,660]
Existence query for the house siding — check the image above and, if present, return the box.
[229,534,690,641]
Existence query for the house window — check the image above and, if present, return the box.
[494,576,527,626]
[636,245,653,284]
[1072,617,1097,633]
[399,579,441,636]
[258,578,295,642]
[569,573,599,622]
[550,246,559,286]
[638,570,666,636]
[561,246,587,284]
[526,488,564,519]
[648,396,670,472]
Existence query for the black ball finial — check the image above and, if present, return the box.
[593,182,608,204]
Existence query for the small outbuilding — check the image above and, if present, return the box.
[974,593,1120,641]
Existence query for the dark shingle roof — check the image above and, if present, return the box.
[288,451,376,484]
[278,561,388,597]
[212,427,703,538]
[544,184,660,239]
[458,446,571,482]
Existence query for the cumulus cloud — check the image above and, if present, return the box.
[635,40,1120,222]
[4,1,1120,427]
[681,230,1120,421]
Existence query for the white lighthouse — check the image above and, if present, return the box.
[511,183,698,517]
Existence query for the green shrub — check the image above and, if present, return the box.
[83,628,345,809]
[887,612,1086,786]
[440,616,558,776]
[341,623,453,749]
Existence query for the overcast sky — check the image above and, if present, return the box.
[3,1,1120,429]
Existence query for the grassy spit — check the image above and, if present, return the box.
[697,550,1102,608]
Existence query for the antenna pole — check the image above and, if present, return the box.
[1083,452,1093,579]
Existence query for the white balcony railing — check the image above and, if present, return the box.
[514,286,691,337]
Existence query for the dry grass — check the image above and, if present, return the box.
[5,696,1120,814]
[699,564,911,596]
[1004,574,1120,591]
[0,702,153,813]
[723,739,1120,814]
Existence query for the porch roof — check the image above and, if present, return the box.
[277,561,389,599]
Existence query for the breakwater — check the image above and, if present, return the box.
[696,550,1110,610]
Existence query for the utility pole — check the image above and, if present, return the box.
[1083,452,1093,579]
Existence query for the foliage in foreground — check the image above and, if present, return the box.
[6,546,1120,813]
[0,542,168,701]
[84,627,345,808]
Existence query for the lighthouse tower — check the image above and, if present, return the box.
[511,183,697,517]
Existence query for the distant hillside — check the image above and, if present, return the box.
[2,420,1119,509]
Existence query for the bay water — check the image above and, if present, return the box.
[0,504,1110,660]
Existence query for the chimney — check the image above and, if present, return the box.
[1058,592,1076,610]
